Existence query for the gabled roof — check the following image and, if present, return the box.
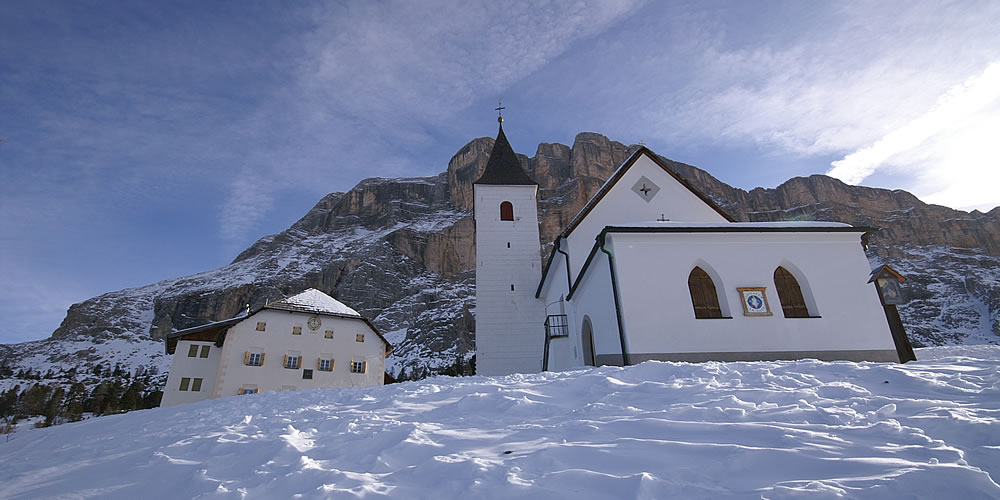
[868,264,907,284]
[560,146,735,238]
[264,288,361,318]
[474,123,537,185]
[164,288,392,355]
[164,313,248,355]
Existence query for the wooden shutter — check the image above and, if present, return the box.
[260,353,265,365]
[774,267,810,318]
[688,267,723,319]
[500,201,514,221]
[362,361,367,373]
[283,354,288,368]
[244,352,250,365]
[317,358,321,370]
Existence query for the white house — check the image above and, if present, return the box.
[160,288,391,407]
[475,122,905,376]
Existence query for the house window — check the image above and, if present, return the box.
[324,330,334,339]
[244,352,264,366]
[292,326,302,335]
[302,369,313,380]
[284,355,301,369]
[179,377,191,391]
[239,386,258,395]
[774,266,810,318]
[350,361,367,373]
[187,344,198,357]
[688,266,723,319]
[256,322,266,331]
[199,345,210,358]
[318,359,333,372]
[500,201,514,221]
[356,333,365,343]
[191,378,203,392]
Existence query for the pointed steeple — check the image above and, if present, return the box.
[474,123,537,185]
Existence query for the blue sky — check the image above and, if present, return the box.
[2,0,999,344]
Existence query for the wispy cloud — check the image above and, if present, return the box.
[214,0,644,248]
[828,62,1000,185]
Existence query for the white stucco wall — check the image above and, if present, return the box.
[214,309,385,398]
[538,247,577,371]
[559,250,624,368]
[161,309,386,407]
[161,340,222,407]
[563,154,729,279]
[474,183,546,375]
[605,230,896,360]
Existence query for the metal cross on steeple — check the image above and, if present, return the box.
[496,98,505,123]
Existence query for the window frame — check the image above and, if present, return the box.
[500,201,514,221]
[245,352,264,367]
[774,266,813,318]
[688,266,725,319]
[179,377,191,391]
[283,354,301,369]
[187,344,198,357]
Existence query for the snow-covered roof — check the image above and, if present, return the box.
[265,288,361,317]
[615,221,854,229]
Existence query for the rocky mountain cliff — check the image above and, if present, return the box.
[3,132,998,387]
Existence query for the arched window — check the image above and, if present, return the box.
[774,266,810,318]
[688,267,723,319]
[499,201,514,221]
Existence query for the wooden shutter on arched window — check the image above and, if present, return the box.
[774,267,809,318]
[688,267,723,319]
[499,201,514,221]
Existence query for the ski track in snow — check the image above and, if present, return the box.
[1,346,999,499]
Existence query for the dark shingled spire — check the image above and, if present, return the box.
[474,123,537,185]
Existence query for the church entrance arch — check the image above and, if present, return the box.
[582,316,596,366]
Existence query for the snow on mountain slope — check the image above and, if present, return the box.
[871,245,1000,346]
[2,346,998,499]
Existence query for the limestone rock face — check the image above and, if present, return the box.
[14,131,1000,384]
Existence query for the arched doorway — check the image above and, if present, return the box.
[582,316,596,366]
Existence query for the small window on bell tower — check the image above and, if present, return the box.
[500,201,514,221]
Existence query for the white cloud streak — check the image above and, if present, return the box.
[828,62,1000,185]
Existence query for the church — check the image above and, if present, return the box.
[474,120,908,376]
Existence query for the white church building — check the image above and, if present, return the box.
[161,289,390,407]
[474,121,905,376]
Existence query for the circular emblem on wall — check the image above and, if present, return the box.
[307,316,322,331]
[747,295,763,309]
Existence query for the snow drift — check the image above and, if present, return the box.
[1,346,998,498]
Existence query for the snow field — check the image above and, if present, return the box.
[1,346,999,499]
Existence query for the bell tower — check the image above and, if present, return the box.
[473,117,545,376]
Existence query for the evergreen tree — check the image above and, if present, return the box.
[64,382,87,422]
[40,387,65,427]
